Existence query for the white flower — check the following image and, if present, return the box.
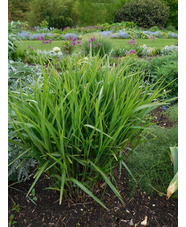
[84,57,88,60]
[53,47,61,53]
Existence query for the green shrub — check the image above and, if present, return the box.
[8,22,22,61]
[82,36,113,58]
[164,104,178,123]
[126,125,178,196]
[166,25,177,32]
[149,26,159,32]
[148,52,178,99]
[40,20,49,29]
[9,55,168,208]
[163,0,178,29]
[114,0,169,28]
[27,0,78,29]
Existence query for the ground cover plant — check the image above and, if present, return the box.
[8,53,171,209]
[126,124,178,196]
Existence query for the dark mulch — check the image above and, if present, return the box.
[151,106,173,128]
[8,107,178,227]
[8,172,178,227]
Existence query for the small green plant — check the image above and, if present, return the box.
[12,202,20,213]
[8,214,17,227]
[9,54,170,209]
[31,188,38,201]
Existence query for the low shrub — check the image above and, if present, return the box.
[166,25,177,33]
[148,52,178,99]
[164,104,178,124]
[9,55,168,208]
[114,0,169,28]
[161,45,178,55]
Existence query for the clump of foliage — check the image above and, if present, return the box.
[9,55,167,208]
[148,52,178,99]
[82,36,113,58]
[166,25,177,33]
[27,0,79,29]
[8,22,22,61]
[126,125,178,196]
[114,0,169,28]
[164,104,178,124]
[163,0,178,29]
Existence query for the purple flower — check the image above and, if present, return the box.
[81,48,84,51]
[73,37,77,41]
[66,50,69,53]
[91,37,96,42]
[28,46,31,48]
[64,45,67,48]
[69,36,72,40]
[93,44,97,48]
[96,43,102,46]
[129,50,136,55]
[31,48,34,50]
[36,37,40,40]
[87,43,90,48]
[125,51,129,55]
[71,41,76,46]
[49,39,53,42]
[77,40,81,44]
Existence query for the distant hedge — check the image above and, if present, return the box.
[114,0,170,28]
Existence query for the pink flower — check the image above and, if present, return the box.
[93,44,97,48]
[77,40,81,44]
[66,50,69,53]
[28,45,31,48]
[87,43,90,48]
[97,43,102,46]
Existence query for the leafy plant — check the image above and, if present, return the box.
[82,36,113,58]
[31,188,38,201]
[114,0,169,28]
[167,147,178,199]
[8,22,22,61]
[9,54,169,209]
[12,202,20,213]
[148,52,178,99]
[8,214,17,227]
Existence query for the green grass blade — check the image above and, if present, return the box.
[69,177,108,210]
[89,160,124,204]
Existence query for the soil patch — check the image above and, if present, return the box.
[8,171,177,227]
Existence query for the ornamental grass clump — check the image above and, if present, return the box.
[9,55,169,209]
